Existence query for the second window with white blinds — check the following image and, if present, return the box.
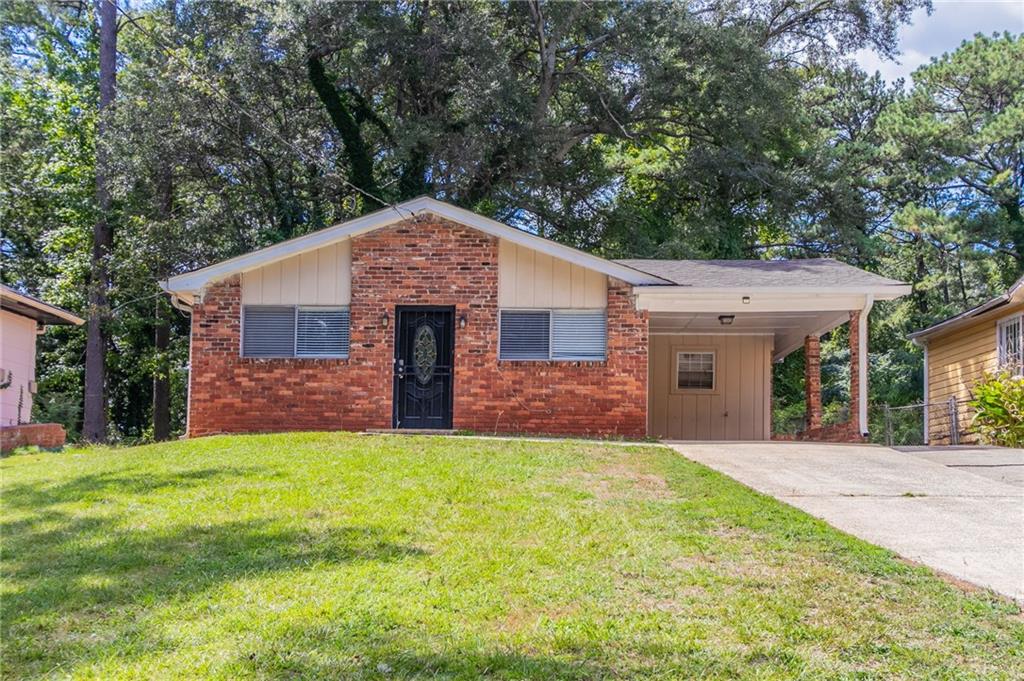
[499,310,607,361]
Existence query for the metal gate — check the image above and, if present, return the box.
[877,398,977,446]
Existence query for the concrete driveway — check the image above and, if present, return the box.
[896,446,1024,488]
[669,442,1024,601]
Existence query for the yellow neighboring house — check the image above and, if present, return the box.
[910,277,1024,445]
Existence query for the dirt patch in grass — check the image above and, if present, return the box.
[669,555,708,572]
[575,462,675,501]
[496,603,580,633]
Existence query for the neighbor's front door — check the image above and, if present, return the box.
[393,306,454,429]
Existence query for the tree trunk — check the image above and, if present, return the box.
[1004,199,1024,271]
[150,0,177,442]
[152,297,171,441]
[83,0,117,442]
[152,164,173,441]
[306,55,380,208]
[913,243,929,314]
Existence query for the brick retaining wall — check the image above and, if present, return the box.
[1,423,67,452]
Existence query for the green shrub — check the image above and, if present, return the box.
[31,391,81,440]
[969,372,1024,447]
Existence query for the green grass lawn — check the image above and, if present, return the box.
[2,434,1022,679]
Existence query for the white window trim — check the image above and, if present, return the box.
[672,348,717,394]
[498,308,607,361]
[997,312,1023,376]
[241,304,350,359]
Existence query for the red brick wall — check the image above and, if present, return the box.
[803,334,822,430]
[186,215,648,438]
[1,423,67,452]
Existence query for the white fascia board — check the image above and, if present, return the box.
[164,197,667,295]
[909,276,1024,342]
[635,284,910,298]
[634,291,881,314]
[0,288,84,325]
[164,202,417,294]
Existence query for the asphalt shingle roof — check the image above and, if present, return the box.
[615,258,906,288]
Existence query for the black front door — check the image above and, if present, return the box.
[393,306,454,429]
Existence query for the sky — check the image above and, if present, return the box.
[854,0,1024,85]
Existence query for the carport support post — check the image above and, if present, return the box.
[804,334,822,430]
[850,295,873,438]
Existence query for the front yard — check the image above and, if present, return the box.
[2,433,1021,679]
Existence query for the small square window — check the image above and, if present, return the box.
[676,351,715,390]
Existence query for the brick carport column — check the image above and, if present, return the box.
[804,334,822,430]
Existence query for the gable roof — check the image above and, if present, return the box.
[909,276,1024,343]
[1,284,84,326]
[163,197,670,297]
[619,258,907,293]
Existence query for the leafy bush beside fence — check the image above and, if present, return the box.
[969,373,1024,448]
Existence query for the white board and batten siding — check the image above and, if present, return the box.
[498,240,607,309]
[238,239,606,309]
[648,334,773,441]
[240,240,352,306]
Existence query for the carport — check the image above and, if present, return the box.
[623,259,910,441]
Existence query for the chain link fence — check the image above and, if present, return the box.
[872,398,978,446]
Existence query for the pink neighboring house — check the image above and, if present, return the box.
[1,284,82,450]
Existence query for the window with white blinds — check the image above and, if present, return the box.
[242,306,295,357]
[242,306,349,358]
[552,310,606,360]
[998,314,1023,375]
[676,351,715,390]
[499,309,606,360]
[297,308,350,357]
[498,310,550,360]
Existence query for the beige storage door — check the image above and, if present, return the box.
[648,334,773,440]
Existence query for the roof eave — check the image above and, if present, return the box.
[633,284,911,298]
[0,289,84,326]
[909,294,1011,344]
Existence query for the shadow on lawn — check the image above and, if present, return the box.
[232,617,623,680]
[2,465,265,511]
[1,466,426,676]
[229,615,758,680]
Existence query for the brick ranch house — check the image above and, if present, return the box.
[163,197,909,440]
